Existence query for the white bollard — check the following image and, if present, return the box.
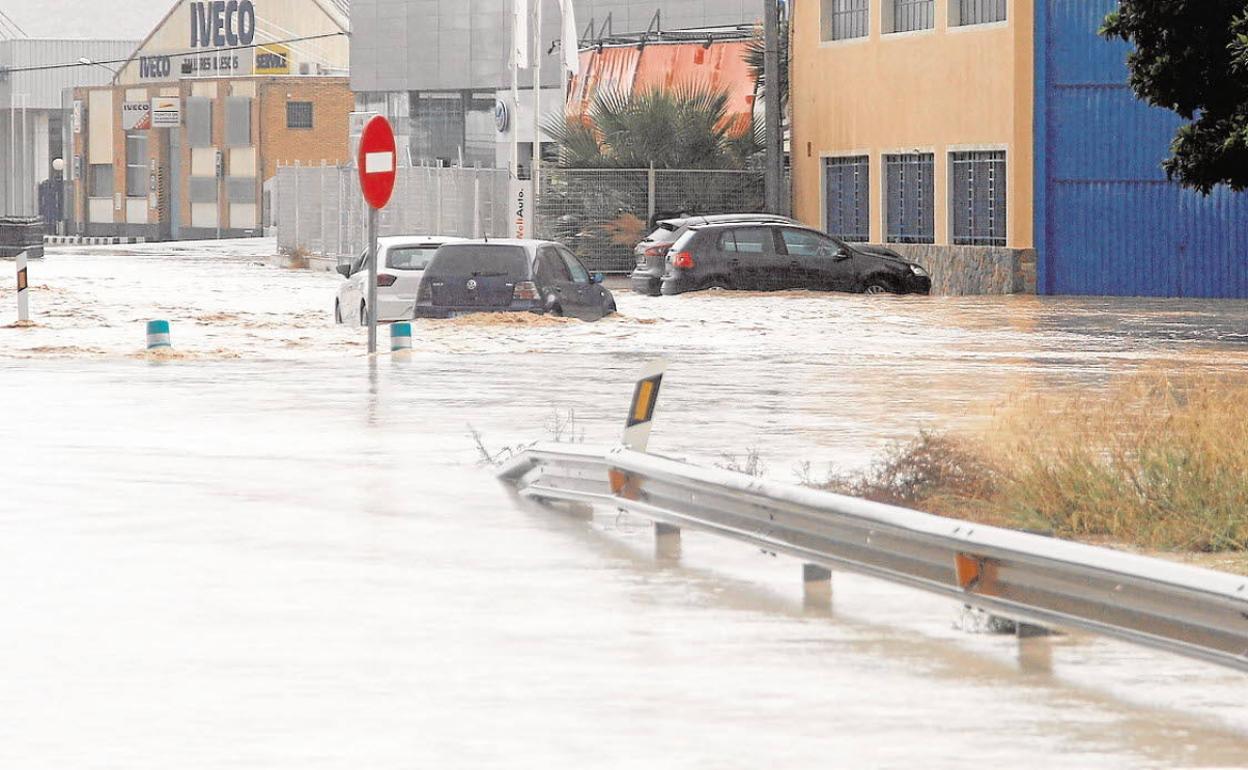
[16,250,29,323]
[390,322,413,352]
[146,320,172,350]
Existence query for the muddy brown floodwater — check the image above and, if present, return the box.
[2,240,1247,768]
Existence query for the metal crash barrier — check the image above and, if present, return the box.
[499,363,1248,673]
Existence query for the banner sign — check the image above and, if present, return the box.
[122,101,152,131]
[151,97,181,128]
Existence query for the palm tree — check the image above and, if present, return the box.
[546,84,759,170]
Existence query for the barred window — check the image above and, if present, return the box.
[884,153,935,244]
[286,101,313,129]
[125,131,148,197]
[951,150,1006,246]
[824,156,869,242]
[821,0,869,41]
[891,0,934,32]
[955,0,1007,26]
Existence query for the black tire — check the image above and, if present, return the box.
[548,304,564,318]
[704,275,736,291]
[861,276,898,295]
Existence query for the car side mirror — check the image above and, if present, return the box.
[833,247,851,261]
[336,264,352,278]
[592,272,605,284]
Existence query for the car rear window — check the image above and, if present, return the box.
[426,244,530,278]
[643,226,677,243]
[670,229,698,252]
[386,246,439,271]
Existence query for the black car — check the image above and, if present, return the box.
[659,223,932,296]
[413,240,617,321]
[631,214,799,296]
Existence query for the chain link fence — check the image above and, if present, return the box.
[539,168,767,273]
[275,164,767,273]
[274,164,512,259]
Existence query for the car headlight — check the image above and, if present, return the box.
[909,264,929,278]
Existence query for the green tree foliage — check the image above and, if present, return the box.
[744,19,790,117]
[546,84,759,169]
[1103,2,1248,192]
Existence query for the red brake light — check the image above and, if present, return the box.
[644,243,673,257]
[672,251,695,270]
[513,281,539,301]
[376,274,397,288]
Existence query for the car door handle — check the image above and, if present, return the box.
[790,261,801,267]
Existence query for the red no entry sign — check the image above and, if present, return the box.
[357,115,397,210]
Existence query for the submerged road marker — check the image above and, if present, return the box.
[15,250,29,323]
[391,322,413,352]
[146,320,172,350]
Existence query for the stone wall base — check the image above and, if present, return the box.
[879,244,1037,296]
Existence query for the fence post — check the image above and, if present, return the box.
[473,169,482,238]
[319,161,328,256]
[435,169,443,234]
[293,162,301,253]
[648,162,657,226]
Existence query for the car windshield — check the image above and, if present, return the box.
[426,245,529,278]
[386,246,439,271]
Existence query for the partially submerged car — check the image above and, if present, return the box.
[335,235,465,325]
[631,214,799,296]
[658,223,932,296]
[413,240,617,321]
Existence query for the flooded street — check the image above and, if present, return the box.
[3,241,1248,768]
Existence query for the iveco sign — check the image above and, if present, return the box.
[190,1,257,48]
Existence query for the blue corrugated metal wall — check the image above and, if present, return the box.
[1036,0,1248,297]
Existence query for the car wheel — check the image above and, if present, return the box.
[360,301,368,326]
[862,277,896,295]
[548,304,564,318]
[334,300,342,324]
[705,275,735,291]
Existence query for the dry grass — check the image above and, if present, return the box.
[810,372,1248,556]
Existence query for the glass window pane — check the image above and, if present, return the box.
[726,228,771,254]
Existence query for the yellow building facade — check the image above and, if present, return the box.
[791,0,1035,290]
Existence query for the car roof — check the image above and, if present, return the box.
[439,238,563,254]
[658,213,798,228]
[379,235,468,246]
[689,221,816,233]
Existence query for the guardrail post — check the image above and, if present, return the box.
[803,564,832,609]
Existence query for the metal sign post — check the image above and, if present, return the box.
[16,250,29,323]
[356,116,398,354]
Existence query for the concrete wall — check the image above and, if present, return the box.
[791,0,1034,250]
[886,243,1036,295]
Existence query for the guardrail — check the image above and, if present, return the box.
[499,375,1248,673]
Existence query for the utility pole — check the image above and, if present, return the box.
[763,0,783,215]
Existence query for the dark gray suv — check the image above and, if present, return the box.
[631,214,798,296]
[659,223,932,296]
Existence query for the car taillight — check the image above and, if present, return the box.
[513,281,539,301]
[672,251,695,270]
[377,274,397,287]
[644,243,672,258]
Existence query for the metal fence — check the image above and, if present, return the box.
[958,0,1007,25]
[274,164,512,260]
[275,164,768,272]
[823,0,870,41]
[892,0,935,32]
[539,168,768,273]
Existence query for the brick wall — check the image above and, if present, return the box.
[258,77,352,182]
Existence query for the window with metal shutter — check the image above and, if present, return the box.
[884,153,935,244]
[951,150,1007,246]
[823,156,870,242]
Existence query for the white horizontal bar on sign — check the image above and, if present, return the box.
[365,152,395,174]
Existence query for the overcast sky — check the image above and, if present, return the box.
[3,0,171,40]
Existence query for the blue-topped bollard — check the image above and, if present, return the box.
[146,320,172,350]
[390,322,413,352]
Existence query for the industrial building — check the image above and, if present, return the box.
[67,0,352,240]
[349,0,762,171]
[792,0,1248,297]
[0,38,138,224]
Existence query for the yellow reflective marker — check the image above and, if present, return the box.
[622,360,667,452]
